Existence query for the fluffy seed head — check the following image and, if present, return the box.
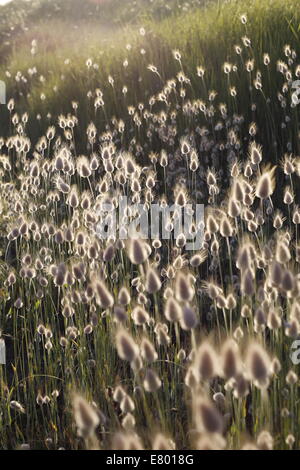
[246,342,272,389]
[194,342,219,382]
[143,369,162,392]
[145,267,162,294]
[116,329,139,363]
[164,297,181,322]
[256,166,276,199]
[127,239,149,264]
[73,395,100,439]
[175,272,194,302]
[221,339,241,379]
[194,396,224,434]
[93,279,114,309]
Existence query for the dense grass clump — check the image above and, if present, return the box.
[0,0,300,450]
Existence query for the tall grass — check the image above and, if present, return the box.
[1,0,300,157]
[0,0,300,450]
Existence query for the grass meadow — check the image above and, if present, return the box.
[0,0,300,450]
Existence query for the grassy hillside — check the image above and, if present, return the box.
[1,0,300,158]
